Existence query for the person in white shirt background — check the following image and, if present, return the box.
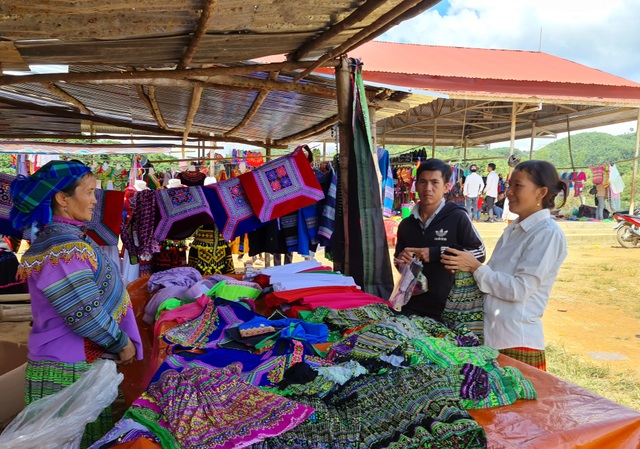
[483,163,500,223]
[462,164,484,222]
[441,160,568,371]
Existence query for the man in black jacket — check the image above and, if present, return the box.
[394,159,486,320]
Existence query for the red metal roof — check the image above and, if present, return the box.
[338,41,640,104]
[350,41,640,87]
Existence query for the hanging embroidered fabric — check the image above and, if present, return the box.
[202,178,264,241]
[154,186,213,241]
[86,189,125,246]
[0,172,21,238]
[188,225,235,275]
[177,170,206,186]
[151,240,188,273]
[441,270,484,344]
[120,189,161,264]
[239,145,325,223]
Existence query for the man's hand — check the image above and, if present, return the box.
[396,247,429,265]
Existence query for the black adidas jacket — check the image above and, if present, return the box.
[394,202,486,320]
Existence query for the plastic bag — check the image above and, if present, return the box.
[389,258,424,311]
[0,359,123,449]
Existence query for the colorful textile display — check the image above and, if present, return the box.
[177,170,206,186]
[202,178,264,241]
[86,189,125,246]
[146,364,314,449]
[239,145,324,223]
[151,240,188,273]
[188,225,235,275]
[120,189,161,264]
[0,172,21,237]
[154,186,213,241]
[441,270,484,344]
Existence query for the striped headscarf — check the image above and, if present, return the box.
[10,160,91,231]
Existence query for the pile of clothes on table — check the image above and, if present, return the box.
[90,261,537,449]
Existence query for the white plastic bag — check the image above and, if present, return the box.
[389,258,424,311]
[0,359,123,449]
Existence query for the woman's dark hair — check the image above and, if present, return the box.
[513,160,567,209]
[416,158,452,182]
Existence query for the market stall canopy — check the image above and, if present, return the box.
[0,0,441,148]
[346,41,640,147]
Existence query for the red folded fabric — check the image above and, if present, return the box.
[299,292,388,309]
[264,285,362,308]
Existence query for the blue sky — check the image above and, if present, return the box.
[380,0,640,83]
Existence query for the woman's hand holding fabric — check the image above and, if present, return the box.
[117,338,136,365]
[441,248,482,274]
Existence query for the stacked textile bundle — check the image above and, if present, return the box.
[91,264,537,449]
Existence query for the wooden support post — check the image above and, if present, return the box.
[336,57,351,274]
[630,109,640,213]
[566,116,582,205]
[432,121,437,158]
[529,121,536,160]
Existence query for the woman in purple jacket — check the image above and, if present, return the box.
[10,160,143,447]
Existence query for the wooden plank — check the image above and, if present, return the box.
[0,42,29,71]
[0,304,32,322]
[0,294,30,304]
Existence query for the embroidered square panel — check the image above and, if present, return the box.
[86,189,125,246]
[202,178,264,241]
[239,146,324,222]
[154,186,213,241]
[0,172,21,238]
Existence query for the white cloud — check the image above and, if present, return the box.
[381,0,640,82]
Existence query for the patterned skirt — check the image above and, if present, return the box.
[25,359,114,449]
[499,347,547,371]
[441,270,484,344]
[188,226,235,275]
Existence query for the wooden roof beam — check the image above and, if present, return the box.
[0,61,340,87]
[274,115,339,145]
[288,0,390,62]
[135,85,171,131]
[42,82,93,115]
[58,74,335,97]
[177,0,217,70]
[0,95,286,148]
[295,0,440,82]
[225,72,279,137]
[182,86,204,148]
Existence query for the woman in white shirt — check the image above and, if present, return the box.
[441,160,568,370]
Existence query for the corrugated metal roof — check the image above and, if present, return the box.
[351,41,640,87]
[1,3,640,149]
